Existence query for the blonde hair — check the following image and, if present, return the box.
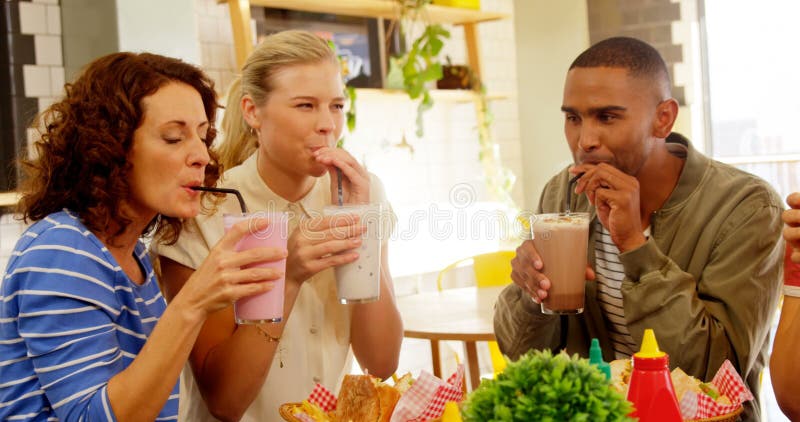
[218,30,339,170]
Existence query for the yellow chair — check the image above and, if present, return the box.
[436,250,515,376]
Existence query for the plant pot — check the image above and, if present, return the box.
[437,65,473,90]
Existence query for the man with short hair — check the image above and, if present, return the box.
[494,37,784,420]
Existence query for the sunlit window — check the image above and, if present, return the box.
[704,0,800,200]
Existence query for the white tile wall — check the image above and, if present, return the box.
[50,67,65,97]
[17,0,65,129]
[19,2,47,35]
[195,1,238,95]
[46,5,61,35]
[34,35,63,66]
[23,64,51,98]
[3,0,67,263]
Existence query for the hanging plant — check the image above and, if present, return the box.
[386,0,450,137]
[473,78,516,206]
[387,1,515,207]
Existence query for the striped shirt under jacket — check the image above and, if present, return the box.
[0,210,178,421]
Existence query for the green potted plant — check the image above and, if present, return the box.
[461,350,634,421]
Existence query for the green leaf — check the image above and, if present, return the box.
[428,35,445,56]
[407,80,424,99]
[386,57,405,89]
[418,63,443,82]
[345,85,357,132]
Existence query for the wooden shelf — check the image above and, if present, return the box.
[220,0,508,76]
[355,88,510,103]
[229,0,508,25]
[0,191,20,208]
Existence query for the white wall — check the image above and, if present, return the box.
[513,0,589,210]
[116,0,201,65]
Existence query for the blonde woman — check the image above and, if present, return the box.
[154,30,402,421]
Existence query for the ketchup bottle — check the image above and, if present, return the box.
[626,329,683,422]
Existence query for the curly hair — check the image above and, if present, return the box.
[17,52,222,245]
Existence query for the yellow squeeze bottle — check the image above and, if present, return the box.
[440,401,463,422]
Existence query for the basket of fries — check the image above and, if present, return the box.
[281,367,463,422]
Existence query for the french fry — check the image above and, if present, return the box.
[296,400,330,421]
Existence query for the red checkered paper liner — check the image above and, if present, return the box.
[679,360,753,420]
[308,383,338,412]
[390,365,464,422]
[290,383,337,421]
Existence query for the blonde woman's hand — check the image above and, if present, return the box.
[176,218,287,321]
[285,214,366,284]
[313,146,370,204]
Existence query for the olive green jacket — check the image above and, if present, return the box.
[494,134,784,421]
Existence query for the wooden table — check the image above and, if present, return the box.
[396,286,504,391]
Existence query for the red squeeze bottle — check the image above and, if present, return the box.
[626,329,683,422]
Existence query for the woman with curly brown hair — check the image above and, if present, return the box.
[0,52,284,421]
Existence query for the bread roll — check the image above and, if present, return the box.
[670,367,702,402]
[334,375,380,421]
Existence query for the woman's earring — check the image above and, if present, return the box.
[249,127,256,137]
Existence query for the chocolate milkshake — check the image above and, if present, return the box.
[531,213,590,314]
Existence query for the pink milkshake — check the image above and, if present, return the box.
[223,212,289,324]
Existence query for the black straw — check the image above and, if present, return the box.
[191,186,248,213]
[565,172,585,214]
[336,168,343,206]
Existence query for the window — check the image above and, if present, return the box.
[703,0,800,200]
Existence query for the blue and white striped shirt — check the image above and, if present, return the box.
[0,210,178,421]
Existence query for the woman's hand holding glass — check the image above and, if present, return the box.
[173,218,287,321]
[285,215,367,284]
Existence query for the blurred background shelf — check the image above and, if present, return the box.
[223,0,508,25]
[0,192,20,208]
[219,0,508,79]
[356,88,510,103]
